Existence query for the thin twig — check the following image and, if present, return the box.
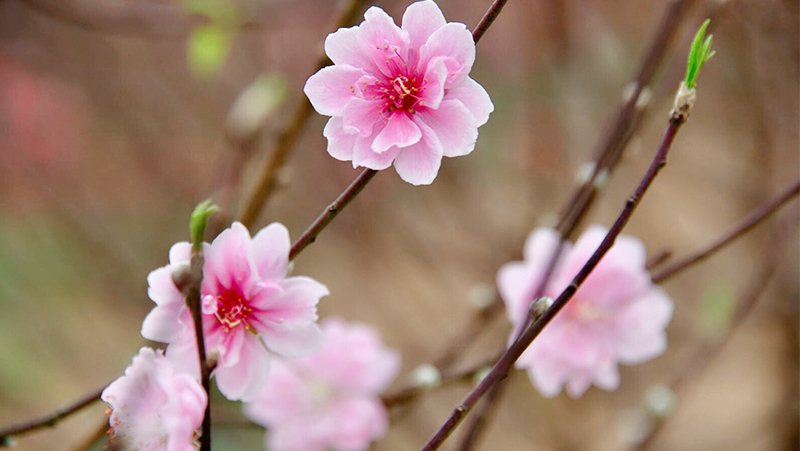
[651,180,800,283]
[288,168,378,260]
[453,2,696,445]
[556,0,696,239]
[237,0,370,229]
[0,382,109,445]
[173,251,212,451]
[471,0,509,43]
[382,359,494,408]
[629,207,800,451]
[420,105,687,451]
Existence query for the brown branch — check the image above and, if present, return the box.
[651,180,799,283]
[173,251,212,451]
[421,100,688,451]
[237,0,370,229]
[450,2,698,446]
[629,206,800,451]
[382,359,494,409]
[0,381,109,445]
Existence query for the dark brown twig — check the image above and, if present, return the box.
[651,180,799,283]
[0,382,109,446]
[453,1,697,445]
[237,0,370,229]
[420,101,687,451]
[629,206,800,451]
[173,250,212,451]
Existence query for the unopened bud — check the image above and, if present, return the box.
[468,283,496,309]
[473,366,491,385]
[644,385,677,419]
[615,407,653,444]
[671,81,696,122]
[409,363,441,388]
[170,262,192,291]
[529,297,554,322]
[206,348,220,371]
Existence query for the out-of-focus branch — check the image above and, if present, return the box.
[237,0,370,229]
[629,206,800,451]
[0,382,109,446]
[651,180,799,283]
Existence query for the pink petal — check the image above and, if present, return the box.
[327,397,389,450]
[341,98,384,137]
[214,334,270,402]
[418,56,448,110]
[371,112,422,153]
[592,362,621,392]
[402,0,447,48]
[168,242,191,265]
[447,76,494,126]
[165,331,201,381]
[616,288,673,363]
[523,227,565,266]
[352,133,401,170]
[497,262,540,328]
[252,276,327,326]
[244,359,306,423]
[418,22,475,88]
[324,25,381,75]
[202,222,256,292]
[357,7,411,77]
[251,223,290,281]
[391,121,443,185]
[141,303,185,344]
[323,117,358,161]
[263,322,324,358]
[304,65,365,116]
[415,99,477,157]
[565,375,593,398]
[525,354,567,398]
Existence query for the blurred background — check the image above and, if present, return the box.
[0,0,797,449]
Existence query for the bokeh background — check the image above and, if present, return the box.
[0,0,797,449]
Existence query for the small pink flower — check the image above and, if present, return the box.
[304,0,494,185]
[244,317,401,451]
[101,347,207,451]
[141,222,328,402]
[497,226,674,398]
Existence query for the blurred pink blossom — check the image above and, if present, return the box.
[244,317,401,451]
[304,0,493,185]
[101,347,206,451]
[142,222,327,402]
[497,226,674,398]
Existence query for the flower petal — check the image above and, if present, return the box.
[214,335,270,402]
[391,121,443,185]
[304,65,365,116]
[341,98,384,137]
[418,22,475,88]
[371,112,422,153]
[447,76,494,126]
[251,223,290,281]
[402,0,447,48]
[323,117,358,161]
[415,99,477,157]
[352,133,401,170]
[418,56,448,110]
[263,322,324,358]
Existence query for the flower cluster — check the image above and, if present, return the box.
[101,347,207,451]
[142,222,328,402]
[305,0,493,185]
[245,317,401,451]
[497,226,674,398]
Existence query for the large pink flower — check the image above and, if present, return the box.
[304,0,494,185]
[497,226,674,398]
[141,222,328,402]
[101,347,207,451]
[244,317,401,451]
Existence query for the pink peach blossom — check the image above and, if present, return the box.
[497,226,674,398]
[101,347,206,451]
[304,0,493,185]
[141,222,327,402]
[244,317,401,451]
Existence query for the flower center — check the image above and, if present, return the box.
[566,300,609,323]
[209,288,255,334]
